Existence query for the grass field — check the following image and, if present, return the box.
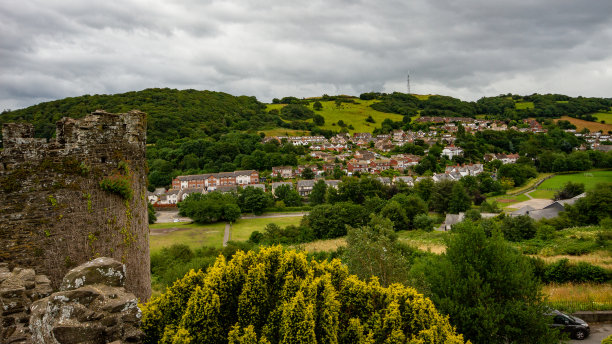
[296,238,347,253]
[536,170,612,191]
[515,102,534,109]
[544,283,612,312]
[554,116,612,133]
[149,222,226,253]
[527,189,556,199]
[593,112,612,124]
[230,216,303,242]
[487,193,531,208]
[265,99,404,134]
[150,216,304,253]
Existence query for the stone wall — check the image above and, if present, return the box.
[0,110,151,301]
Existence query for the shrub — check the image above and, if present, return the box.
[541,258,612,284]
[413,213,435,231]
[99,175,132,200]
[141,247,465,344]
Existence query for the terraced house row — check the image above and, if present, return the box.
[171,170,259,190]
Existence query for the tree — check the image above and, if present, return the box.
[365,115,375,123]
[179,192,241,223]
[148,202,157,224]
[409,222,560,344]
[302,167,315,180]
[304,202,369,239]
[313,114,325,126]
[429,180,455,213]
[390,193,428,228]
[309,180,327,205]
[343,215,415,287]
[380,201,409,231]
[448,183,471,214]
[554,181,585,200]
[413,213,435,231]
[500,214,537,241]
[238,186,272,215]
[313,101,323,111]
[142,247,465,344]
[274,184,302,207]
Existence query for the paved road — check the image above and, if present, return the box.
[570,323,612,343]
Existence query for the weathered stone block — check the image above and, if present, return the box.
[61,257,125,291]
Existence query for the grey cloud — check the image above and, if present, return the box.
[1,0,612,110]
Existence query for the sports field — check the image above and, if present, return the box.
[536,170,612,191]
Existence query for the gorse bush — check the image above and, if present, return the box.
[141,246,465,344]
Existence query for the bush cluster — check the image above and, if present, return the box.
[142,246,464,344]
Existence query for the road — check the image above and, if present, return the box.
[570,323,612,343]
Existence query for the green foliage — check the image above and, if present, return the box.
[313,114,325,126]
[413,214,435,232]
[99,175,133,200]
[308,180,327,205]
[343,215,417,286]
[303,202,369,239]
[178,192,241,224]
[536,258,612,284]
[562,183,612,226]
[554,181,586,200]
[280,104,314,120]
[142,246,465,344]
[148,202,157,224]
[500,215,537,241]
[409,221,560,344]
[273,185,302,207]
[238,186,272,215]
[250,223,314,245]
[313,101,323,111]
[497,163,537,187]
[448,183,472,214]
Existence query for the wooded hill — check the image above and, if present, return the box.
[2,89,611,145]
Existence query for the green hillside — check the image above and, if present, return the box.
[266,99,404,134]
[0,88,277,143]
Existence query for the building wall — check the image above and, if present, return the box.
[0,110,151,301]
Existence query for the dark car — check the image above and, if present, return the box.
[548,309,590,340]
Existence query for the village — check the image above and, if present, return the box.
[149,117,611,206]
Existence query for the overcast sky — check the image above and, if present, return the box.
[1,0,612,110]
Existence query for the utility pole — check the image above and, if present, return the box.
[407,73,411,94]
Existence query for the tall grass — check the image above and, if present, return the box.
[544,282,612,312]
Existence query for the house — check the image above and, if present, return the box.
[171,170,260,190]
[216,185,238,193]
[234,170,259,185]
[324,180,341,189]
[354,150,375,161]
[442,146,464,159]
[374,140,395,152]
[179,187,204,201]
[347,159,369,174]
[369,159,392,173]
[377,177,391,186]
[393,176,414,187]
[297,180,316,196]
[439,213,465,231]
[444,163,484,177]
[272,166,294,179]
[271,182,293,196]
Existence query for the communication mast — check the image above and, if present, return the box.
[406,73,411,94]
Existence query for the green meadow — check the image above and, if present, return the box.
[265,99,404,134]
[536,170,612,191]
[593,112,612,123]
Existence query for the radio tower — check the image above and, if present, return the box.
[406,73,411,94]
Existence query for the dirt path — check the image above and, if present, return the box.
[223,223,230,247]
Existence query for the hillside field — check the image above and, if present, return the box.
[554,116,612,132]
[265,99,404,134]
[593,111,612,124]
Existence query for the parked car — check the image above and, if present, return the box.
[548,309,590,340]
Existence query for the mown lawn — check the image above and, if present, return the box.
[149,222,226,253]
[536,170,612,191]
[230,216,303,242]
